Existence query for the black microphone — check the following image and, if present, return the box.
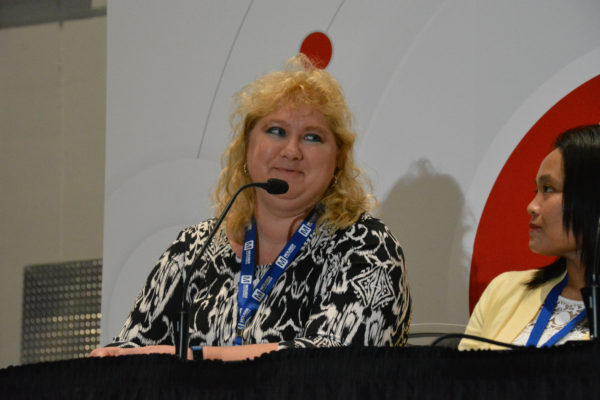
[581,216,600,340]
[258,178,289,195]
[175,179,289,359]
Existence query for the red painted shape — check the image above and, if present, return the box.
[470,74,600,312]
[300,31,333,69]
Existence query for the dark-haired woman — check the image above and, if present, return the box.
[460,125,600,350]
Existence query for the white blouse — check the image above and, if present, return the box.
[513,296,588,347]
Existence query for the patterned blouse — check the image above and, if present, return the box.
[513,295,588,346]
[110,213,412,349]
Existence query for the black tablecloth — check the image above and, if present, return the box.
[2,341,599,399]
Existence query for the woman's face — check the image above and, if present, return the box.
[526,148,578,259]
[246,103,338,216]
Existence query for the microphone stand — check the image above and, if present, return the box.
[581,216,600,340]
[175,179,288,359]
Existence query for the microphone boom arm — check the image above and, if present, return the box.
[175,179,288,359]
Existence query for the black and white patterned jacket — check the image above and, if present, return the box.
[111,213,411,349]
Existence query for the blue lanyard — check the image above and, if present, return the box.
[526,274,587,347]
[234,209,318,345]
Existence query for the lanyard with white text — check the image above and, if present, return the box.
[235,209,318,345]
[526,274,587,347]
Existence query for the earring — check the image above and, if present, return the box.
[243,164,248,175]
[332,174,338,187]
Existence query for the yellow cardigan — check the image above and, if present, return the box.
[458,269,587,350]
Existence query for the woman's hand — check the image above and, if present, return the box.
[203,342,278,361]
[89,345,193,360]
[88,343,278,361]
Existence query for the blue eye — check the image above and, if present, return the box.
[542,185,554,193]
[266,127,285,137]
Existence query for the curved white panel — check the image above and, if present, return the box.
[463,46,600,265]
[105,0,600,340]
[101,158,220,343]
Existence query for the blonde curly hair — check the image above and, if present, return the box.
[214,54,374,243]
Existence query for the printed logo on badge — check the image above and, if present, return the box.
[239,308,251,323]
[283,244,296,258]
[298,224,311,237]
[275,256,288,269]
[252,289,265,302]
[240,275,252,284]
[244,240,254,251]
[260,277,272,292]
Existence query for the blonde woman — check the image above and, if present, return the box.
[91,55,411,361]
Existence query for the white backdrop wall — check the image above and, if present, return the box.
[102,0,600,344]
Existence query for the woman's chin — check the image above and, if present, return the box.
[528,241,545,256]
[529,244,559,258]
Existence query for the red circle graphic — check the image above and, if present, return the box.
[300,31,333,69]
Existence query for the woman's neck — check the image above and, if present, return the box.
[563,256,585,301]
[252,206,311,265]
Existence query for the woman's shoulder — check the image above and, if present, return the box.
[181,218,217,235]
[483,269,539,295]
[160,218,234,265]
[330,213,401,241]
[333,213,391,234]
[357,213,386,227]
[169,218,221,248]
[323,213,402,255]
[491,269,538,282]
